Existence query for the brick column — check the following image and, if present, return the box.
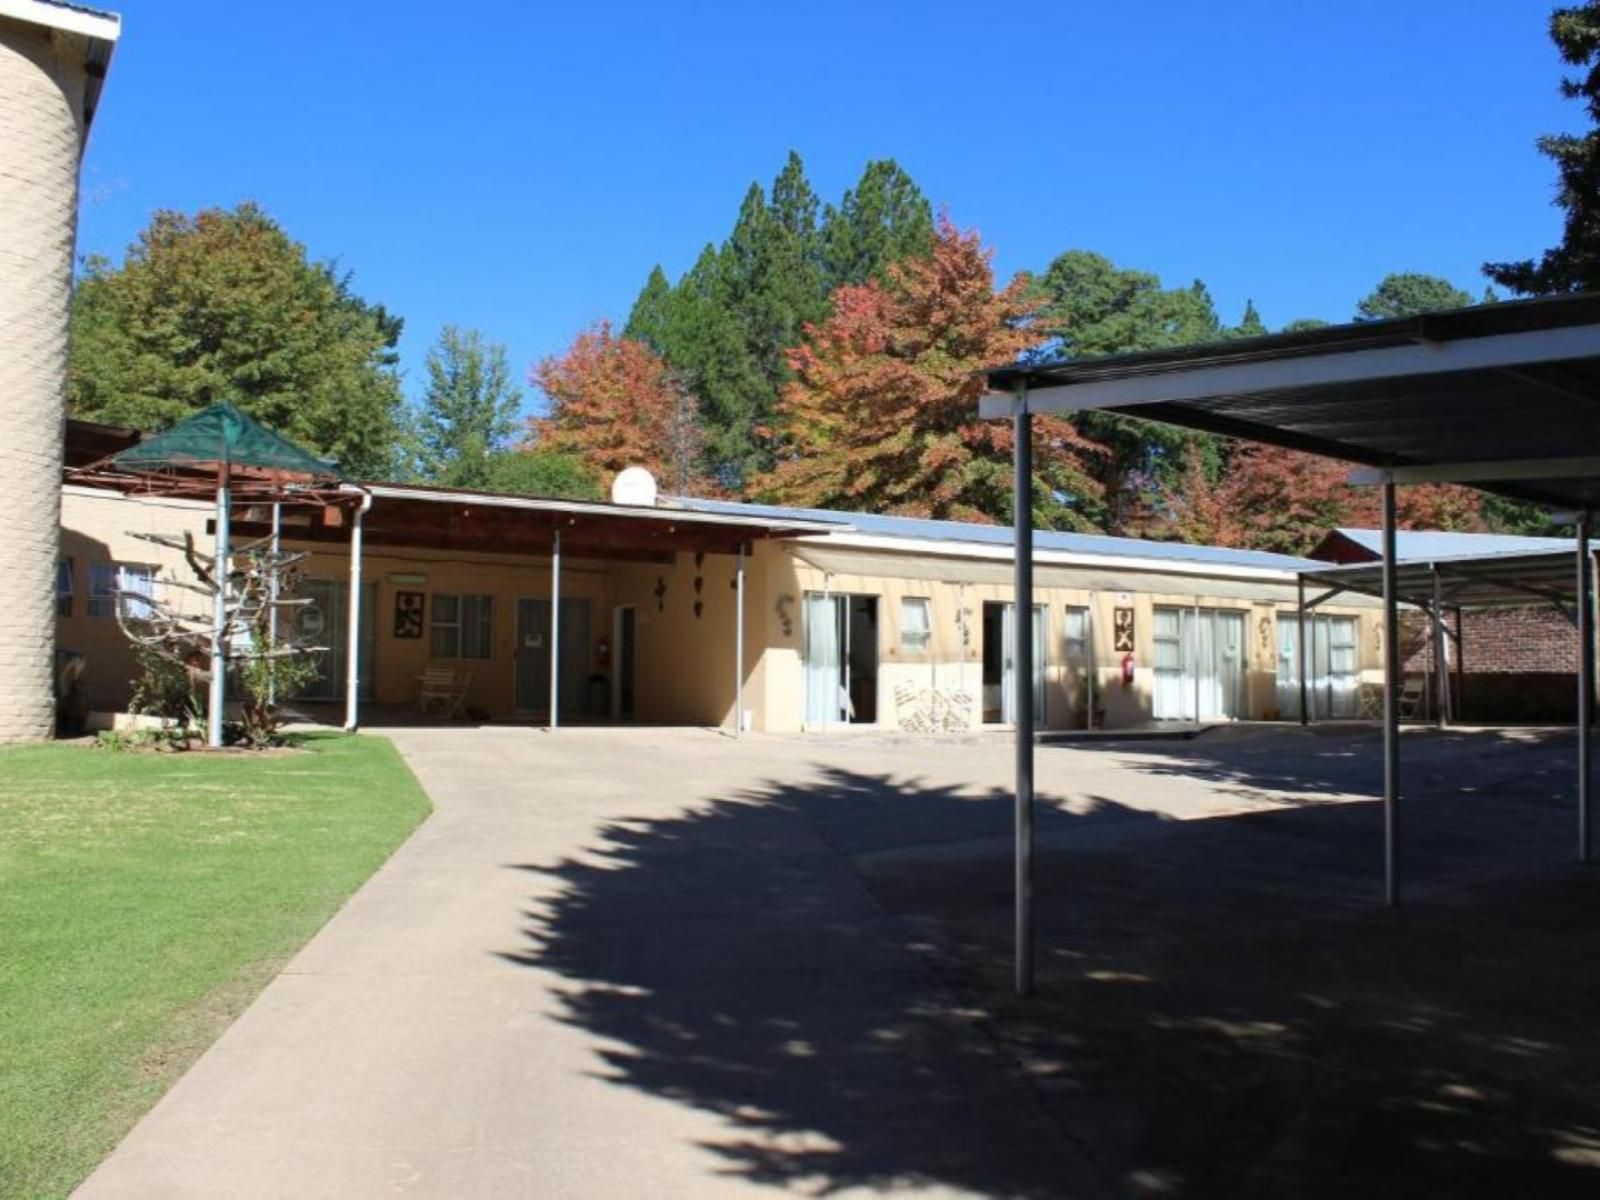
[0,19,88,742]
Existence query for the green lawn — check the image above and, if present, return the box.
[0,734,431,1199]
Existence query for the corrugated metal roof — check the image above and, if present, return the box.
[1333,528,1574,561]
[985,292,1600,512]
[666,496,1323,572]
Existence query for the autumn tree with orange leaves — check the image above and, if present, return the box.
[529,320,707,494]
[1163,442,1485,555]
[756,219,1106,528]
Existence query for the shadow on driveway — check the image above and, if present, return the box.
[503,740,1600,1198]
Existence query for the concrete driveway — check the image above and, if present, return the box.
[75,727,1112,1199]
[75,723,1600,1198]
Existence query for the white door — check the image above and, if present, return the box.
[1000,604,1046,724]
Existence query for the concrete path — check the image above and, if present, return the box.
[75,727,1108,1199]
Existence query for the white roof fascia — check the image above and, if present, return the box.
[361,483,848,535]
[799,531,1305,583]
[0,1,120,42]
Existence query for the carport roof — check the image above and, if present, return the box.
[983,292,1600,512]
[1300,547,1586,611]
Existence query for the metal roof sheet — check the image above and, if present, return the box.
[1302,547,1586,610]
[986,292,1600,513]
[667,496,1323,572]
[1332,528,1574,561]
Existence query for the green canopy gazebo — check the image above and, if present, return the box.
[70,404,369,746]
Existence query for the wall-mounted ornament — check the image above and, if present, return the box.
[694,551,705,569]
[654,576,668,613]
[776,593,794,638]
[694,600,703,619]
[393,591,424,639]
[693,575,704,595]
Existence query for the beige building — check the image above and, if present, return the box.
[60,421,1384,735]
[0,0,119,742]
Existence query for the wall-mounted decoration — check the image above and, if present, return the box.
[1257,615,1273,655]
[393,590,424,639]
[693,576,703,595]
[694,600,703,619]
[1112,606,1136,653]
[776,593,794,638]
[654,577,667,613]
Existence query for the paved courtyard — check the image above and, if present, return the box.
[77,724,1600,1198]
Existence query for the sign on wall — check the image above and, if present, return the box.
[393,591,424,639]
[1112,606,1136,653]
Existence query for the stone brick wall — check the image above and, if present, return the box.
[0,20,88,742]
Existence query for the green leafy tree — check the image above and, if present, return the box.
[67,203,404,478]
[818,159,934,289]
[1281,317,1331,333]
[481,450,602,500]
[1033,249,1224,531]
[1355,273,1474,321]
[1486,2,1600,293]
[410,326,521,488]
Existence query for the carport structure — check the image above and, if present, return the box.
[1295,546,1591,728]
[985,292,1600,994]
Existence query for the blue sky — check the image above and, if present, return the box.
[78,1,1573,417]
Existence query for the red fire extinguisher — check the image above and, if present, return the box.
[1121,652,1136,686]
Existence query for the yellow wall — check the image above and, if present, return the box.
[58,487,1380,733]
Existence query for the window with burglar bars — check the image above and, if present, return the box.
[431,593,493,659]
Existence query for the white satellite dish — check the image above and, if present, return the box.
[611,466,658,507]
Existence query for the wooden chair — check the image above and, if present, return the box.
[418,667,469,719]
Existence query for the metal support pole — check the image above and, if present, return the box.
[734,543,746,738]
[1085,596,1097,731]
[1381,479,1401,906]
[267,502,281,707]
[1297,576,1309,725]
[1454,606,1466,719]
[1578,513,1593,862]
[1013,396,1035,998]
[343,491,369,732]
[1432,568,1448,728]
[207,474,230,748]
[1192,599,1202,730]
[549,527,561,731]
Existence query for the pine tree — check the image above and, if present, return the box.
[1231,299,1267,338]
[410,326,521,488]
[1486,2,1600,293]
[623,265,674,353]
[819,159,934,289]
[1355,273,1474,321]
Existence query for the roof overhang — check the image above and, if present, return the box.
[229,482,849,562]
[0,1,121,128]
[982,293,1600,512]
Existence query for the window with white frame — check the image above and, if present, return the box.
[88,563,156,619]
[56,558,74,617]
[1064,605,1090,662]
[899,596,932,652]
[430,593,493,659]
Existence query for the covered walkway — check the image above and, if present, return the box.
[987,291,1600,992]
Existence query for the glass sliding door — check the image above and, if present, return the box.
[1154,606,1246,721]
[1278,613,1359,719]
[804,593,845,725]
